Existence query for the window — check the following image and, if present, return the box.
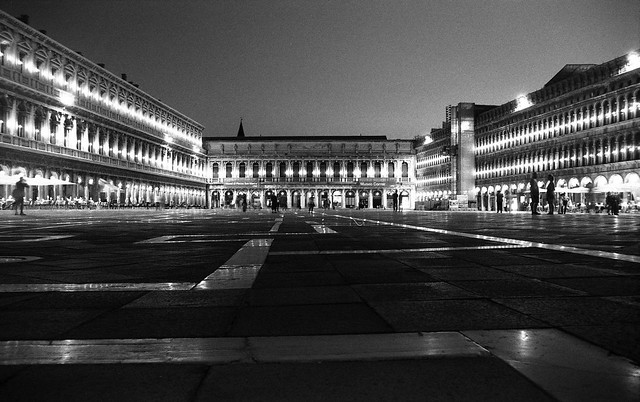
[306,162,313,178]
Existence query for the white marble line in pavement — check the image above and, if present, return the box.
[0,234,74,242]
[0,282,195,292]
[270,244,526,255]
[311,225,337,234]
[463,329,640,402]
[193,239,273,290]
[270,217,283,232]
[0,332,487,365]
[334,215,640,264]
[0,239,274,293]
[0,329,637,401]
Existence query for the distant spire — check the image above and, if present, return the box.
[237,119,245,137]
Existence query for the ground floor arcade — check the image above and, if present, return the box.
[0,158,207,209]
[475,168,640,213]
[207,185,415,211]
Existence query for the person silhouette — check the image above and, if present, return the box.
[12,177,29,216]
[529,172,540,215]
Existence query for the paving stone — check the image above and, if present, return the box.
[4,292,147,310]
[123,290,246,308]
[0,309,107,340]
[449,278,583,298]
[561,324,640,364]
[495,263,621,278]
[62,307,237,339]
[229,303,392,336]
[246,286,362,305]
[547,277,640,296]
[252,271,347,288]
[0,364,208,402]
[418,267,522,280]
[494,297,640,326]
[197,358,553,402]
[369,299,548,332]
[352,282,476,302]
[262,256,335,272]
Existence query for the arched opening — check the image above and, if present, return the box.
[224,190,234,207]
[345,190,356,208]
[372,190,382,208]
[331,190,342,209]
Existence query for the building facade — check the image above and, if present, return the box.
[0,12,208,208]
[417,51,640,212]
[203,130,416,210]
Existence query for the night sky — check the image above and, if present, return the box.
[1,0,639,139]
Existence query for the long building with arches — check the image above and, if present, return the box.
[416,50,640,212]
[0,12,208,208]
[203,128,416,211]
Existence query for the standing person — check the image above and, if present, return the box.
[12,177,29,216]
[611,193,620,216]
[560,193,569,214]
[529,172,540,215]
[496,190,503,213]
[241,195,247,212]
[545,174,556,215]
[392,190,399,211]
[308,196,315,214]
[605,192,613,215]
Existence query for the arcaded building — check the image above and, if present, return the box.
[417,50,640,212]
[0,12,208,207]
[203,124,416,210]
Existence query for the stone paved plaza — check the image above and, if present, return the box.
[0,208,639,401]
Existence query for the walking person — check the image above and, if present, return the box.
[545,174,556,214]
[12,177,29,216]
[496,190,503,213]
[529,172,540,215]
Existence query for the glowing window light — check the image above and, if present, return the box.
[5,54,22,65]
[59,91,75,106]
[24,61,38,73]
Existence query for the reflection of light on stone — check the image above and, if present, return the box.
[517,330,532,359]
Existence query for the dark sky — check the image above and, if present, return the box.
[1,0,639,139]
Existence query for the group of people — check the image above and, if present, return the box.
[528,172,623,216]
[605,192,621,216]
[529,172,559,215]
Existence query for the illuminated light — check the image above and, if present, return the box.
[59,91,75,106]
[621,51,640,73]
[514,94,533,112]
[5,54,22,65]
[24,62,38,73]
